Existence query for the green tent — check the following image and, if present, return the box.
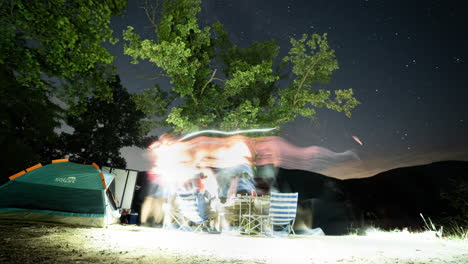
[0,160,120,227]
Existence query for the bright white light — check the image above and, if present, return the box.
[363,228,440,240]
[54,225,467,263]
[88,226,317,262]
[179,128,276,141]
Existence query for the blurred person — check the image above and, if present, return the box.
[140,172,166,227]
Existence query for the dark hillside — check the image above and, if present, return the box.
[276,161,468,233]
[341,160,468,230]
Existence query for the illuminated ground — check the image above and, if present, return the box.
[0,221,466,263]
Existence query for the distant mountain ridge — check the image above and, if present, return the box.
[276,160,468,234]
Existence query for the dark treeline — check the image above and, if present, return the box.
[276,160,468,235]
[0,72,155,183]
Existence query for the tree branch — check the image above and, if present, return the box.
[144,0,160,30]
[293,58,321,105]
[200,68,217,95]
[298,59,321,91]
[212,78,226,83]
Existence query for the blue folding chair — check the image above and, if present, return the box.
[174,191,209,232]
[268,192,298,236]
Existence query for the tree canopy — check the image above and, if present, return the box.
[0,0,133,178]
[0,0,127,110]
[123,0,360,134]
[56,76,148,168]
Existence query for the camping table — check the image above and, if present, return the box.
[235,195,270,235]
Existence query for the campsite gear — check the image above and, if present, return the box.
[101,167,138,210]
[237,195,270,235]
[163,191,209,232]
[0,160,120,227]
[128,212,139,225]
[268,192,298,236]
[120,210,129,224]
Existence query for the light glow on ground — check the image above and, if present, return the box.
[77,225,467,263]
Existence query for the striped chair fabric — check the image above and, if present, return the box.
[269,192,298,226]
[177,191,205,224]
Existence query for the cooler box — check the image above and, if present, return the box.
[128,213,139,225]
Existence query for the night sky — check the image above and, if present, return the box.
[109,0,468,178]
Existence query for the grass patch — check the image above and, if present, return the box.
[420,213,468,241]
[344,214,467,242]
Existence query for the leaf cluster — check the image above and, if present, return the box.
[123,0,360,134]
[0,0,127,109]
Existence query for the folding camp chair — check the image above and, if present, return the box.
[164,191,209,232]
[268,192,298,236]
[238,195,270,235]
[162,197,181,229]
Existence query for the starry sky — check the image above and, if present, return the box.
[109,0,468,178]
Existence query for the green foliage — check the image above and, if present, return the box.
[0,0,127,110]
[123,0,360,134]
[57,76,147,168]
[0,0,128,179]
[132,84,176,135]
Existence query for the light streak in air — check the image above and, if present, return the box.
[352,135,363,146]
[179,128,276,141]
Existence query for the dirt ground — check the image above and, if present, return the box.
[0,221,466,264]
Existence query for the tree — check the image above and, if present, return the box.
[0,0,128,179]
[123,0,359,134]
[0,0,127,110]
[0,65,61,180]
[57,76,148,168]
